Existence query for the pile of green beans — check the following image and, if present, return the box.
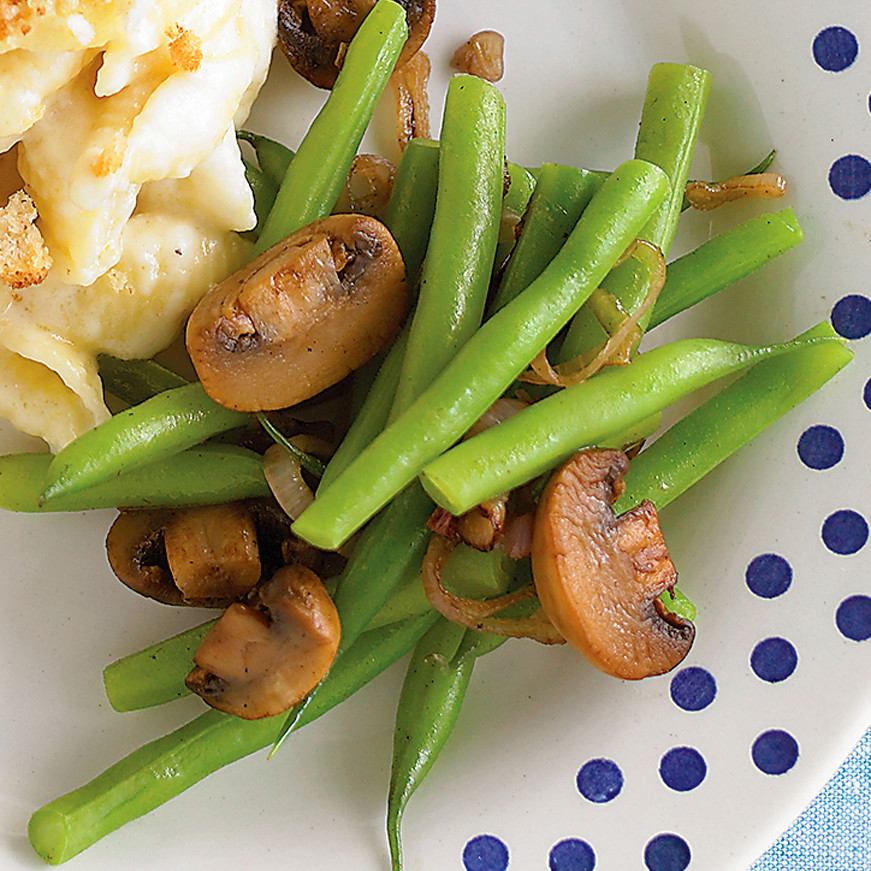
[7,11,853,866]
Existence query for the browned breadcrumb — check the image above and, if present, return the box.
[89,130,125,177]
[166,22,203,73]
[0,190,52,289]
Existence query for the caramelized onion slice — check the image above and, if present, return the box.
[685,172,787,210]
[450,30,505,82]
[422,536,564,644]
[390,49,431,151]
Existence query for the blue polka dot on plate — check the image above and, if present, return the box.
[836,595,871,641]
[829,155,871,200]
[463,835,509,871]
[659,747,707,792]
[797,424,844,469]
[821,509,869,554]
[831,293,871,338]
[576,758,623,803]
[751,637,798,682]
[813,25,859,71]
[864,377,871,410]
[644,834,691,871]
[549,838,596,871]
[752,729,800,775]
[745,553,792,598]
[670,666,717,712]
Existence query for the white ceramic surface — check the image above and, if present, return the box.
[3,1,871,869]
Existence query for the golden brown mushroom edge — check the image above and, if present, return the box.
[186,213,408,413]
[531,448,695,680]
[186,563,341,719]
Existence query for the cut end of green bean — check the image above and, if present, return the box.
[28,808,69,865]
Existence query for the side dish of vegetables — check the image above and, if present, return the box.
[0,2,856,869]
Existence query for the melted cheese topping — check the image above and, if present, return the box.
[0,0,276,449]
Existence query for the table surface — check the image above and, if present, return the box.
[751,726,871,868]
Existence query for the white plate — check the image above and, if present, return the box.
[3,1,871,869]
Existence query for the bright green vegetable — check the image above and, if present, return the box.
[39,383,249,506]
[241,157,278,232]
[1,445,268,513]
[489,163,605,315]
[389,74,506,418]
[614,321,852,513]
[29,613,437,865]
[382,137,441,287]
[648,208,803,329]
[254,0,407,253]
[420,328,844,516]
[237,130,295,186]
[292,158,669,550]
[493,161,538,268]
[98,356,188,406]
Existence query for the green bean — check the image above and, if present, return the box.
[648,208,803,329]
[98,355,188,406]
[559,64,710,362]
[254,0,407,253]
[39,383,249,505]
[614,321,852,513]
[382,137,440,288]
[634,62,711,256]
[292,158,669,550]
[241,157,278,232]
[104,620,216,712]
[389,74,506,418]
[28,612,436,865]
[0,445,268,513]
[420,328,844,516]
[489,163,605,315]
[387,619,472,871]
[236,130,295,186]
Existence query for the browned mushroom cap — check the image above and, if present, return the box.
[277,0,436,89]
[531,449,694,679]
[186,214,407,412]
[185,563,341,718]
[105,501,292,607]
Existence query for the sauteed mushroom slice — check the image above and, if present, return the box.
[531,449,694,679]
[106,501,293,607]
[277,0,436,89]
[186,213,407,412]
[186,564,341,719]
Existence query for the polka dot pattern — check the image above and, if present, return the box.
[549,839,596,871]
[831,294,871,339]
[751,638,798,683]
[644,834,692,871]
[745,553,793,598]
[659,747,707,792]
[813,25,859,71]
[752,730,800,776]
[836,596,871,641]
[577,759,623,803]
[797,425,844,469]
[822,509,869,555]
[670,667,717,712]
[463,835,509,871]
[829,155,871,200]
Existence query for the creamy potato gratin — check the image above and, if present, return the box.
[0,0,276,449]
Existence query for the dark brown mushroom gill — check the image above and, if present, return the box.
[186,214,407,412]
[278,0,436,89]
[105,500,296,607]
[531,448,694,680]
[186,563,341,719]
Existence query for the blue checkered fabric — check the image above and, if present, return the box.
[750,727,871,869]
